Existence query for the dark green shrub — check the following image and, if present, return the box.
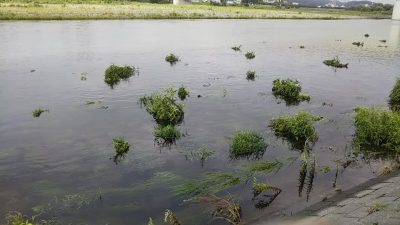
[389,80,400,111]
[177,86,190,100]
[139,87,184,125]
[323,56,348,68]
[245,51,255,60]
[113,137,130,156]
[246,70,256,81]
[104,64,135,87]
[272,78,310,105]
[154,124,181,145]
[270,111,321,150]
[165,53,179,65]
[353,107,400,153]
[230,130,268,159]
[32,108,49,118]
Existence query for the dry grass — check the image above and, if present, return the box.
[200,195,241,225]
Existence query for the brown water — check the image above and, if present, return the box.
[0,19,399,225]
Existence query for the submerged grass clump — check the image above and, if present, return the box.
[352,41,364,47]
[177,86,190,100]
[245,51,255,60]
[230,130,268,159]
[389,79,400,112]
[104,64,135,87]
[139,87,184,125]
[154,124,181,145]
[243,159,284,174]
[323,56,348,68]
[182,145,215,167]
[32,108,49,118]
[231,45,241,52]
[200,195,241,225]
[113,137,130,156]
[354,107,400,153]
[272,78,310,105]
[246,70,256,81]
[165,53,179,65]
[270,111,321,149]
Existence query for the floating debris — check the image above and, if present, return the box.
[32,108,49,118]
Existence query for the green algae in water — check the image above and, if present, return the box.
[230,130,268,159]
[272,78,310,105]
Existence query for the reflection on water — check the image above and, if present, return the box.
[0,19,399,225]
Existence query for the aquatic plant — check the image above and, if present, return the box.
[175,172,245,199]
[231,45,241,52]
[246,70,256,81]
[104,64,135,87]
[270,111,321,150]
[148,218,155,225]
[364,33,370,38]
[352,41,364,47]
[164,210,181,225]
[154,124,181,146]
[182,145,215,167]
[299,45,305,49]
[165,53,179,65]
[243,159,284,174]
[177,86,190,100]
[80,72,87,81]
[5,211,57,225]
[320,165,331,174]
[251,178,282,208]
[389,79,400,112]
[139,87,184,125]
[245,51,255,59]
[113,137,130,156]
[367,202,387,215]
[272,78,310,105]
[230,130,268,159]
[323,56,348,68]
[353,107,400,153]
[200,195,241,225]
[380,40,387,43]
[32,108,49,118]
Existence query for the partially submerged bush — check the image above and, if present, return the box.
[177,86,190,100]
[32,108,49,118]
[354,107,400,153]
[154,124,181,146]
[139,87,184,125]
[113,137,130,156]
[272,78,310,105]
[230,130,268,159]
[245,51,255,60]
[270,111,321,149]
[246,70,256,81]
[165,53,179,65]
[323,56,348,68]
[389,79,400,111]
[104,64,135,87]
[231,45,241,52]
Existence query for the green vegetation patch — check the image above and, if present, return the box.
[139,87,184,125]
[113,137,130,156]
[272,78,310,105]
[32,108,49,118]
[245,51,256,60]
[246,70,256,81]
[354,107,400,153]
[243,159,284,174]
[323,56,348,68]
[230,130,268,159]
[165,53,179,65]
[154,124,181,146]
[389,79,400,112]
[231,45,242,52]
[352,41,364,47]
[104,64,135,87]
[177,86,190,100]
[270,111,321,150]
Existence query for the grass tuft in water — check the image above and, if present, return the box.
[270,111,321,150]
[231,45,242,52]
[165,53,179,65]
[5,211,57,225]
[182,145,215,167]
[389,79,400,112]
[154,124,181,146]
[230,130,268,159]
[139,87,184,126]
[113,137,130,156]
[177,86,190,100]
[200,195,241,225]
[246,70,256,81]
[164,209,181,225]
[32,108,49,118]
[352,41,364,47]
[272,78,310,105]
[104,64,135,88]
[148,218,154,225]
[245,51,255,59]
[243,159,284,174]
[367,202,387,215]
[364,33,370,38]
[353,107,400,153]
[323,56,348,68]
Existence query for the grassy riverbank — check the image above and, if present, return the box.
[0,0,392,20]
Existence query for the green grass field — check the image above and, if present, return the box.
[0,0,391,20]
